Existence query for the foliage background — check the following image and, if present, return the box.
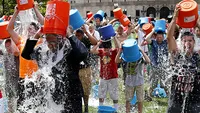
[0,0,48,17]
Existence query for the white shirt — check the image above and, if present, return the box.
[137,30,148,53]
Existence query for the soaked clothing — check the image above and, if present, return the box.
[98,48,118,80]
[124,59,144,87]
[4,54,19,99]
[149,40,169,88]
[21,35,88,113]
[168,52,200,113]
[150,40,168,66]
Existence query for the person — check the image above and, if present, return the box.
[167,6,200,113]
[144,29,169,97]
[88,24,100,41]
[7,4,44,109]
[4,39,20,113]
[115,40,150,113]
[90,40,119,111]
[21,26,88,113]
[75,25,98,113]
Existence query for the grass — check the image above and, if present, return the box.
[87,68,169,113]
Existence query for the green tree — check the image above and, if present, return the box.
[0,0,48,17]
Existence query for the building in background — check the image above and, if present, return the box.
[69,0,200,20]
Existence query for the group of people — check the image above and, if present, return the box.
[1,2,200,113]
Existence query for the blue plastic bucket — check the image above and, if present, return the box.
[155,20,166,33]
[130,92,137,105]
[98,106,116,113]
[0,18,3,23]
[98,24,116,40]
[92,85,99,98]
[198,11,200,15]
[94,10,104,21]
[69,9,85,30]
[138,17,149,27]
[121,39,142,62]
[152,84,167,98]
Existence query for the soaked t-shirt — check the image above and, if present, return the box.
[168,52,200,112]
[124,59,144,87]
[98,48,118,80]
[150,40,168,67]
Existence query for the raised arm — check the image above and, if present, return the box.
[7,6,20,45]
[115,42,123,63]
[33,1,44,25]
[144,28,155,44]
[167,6,180,52]
[139,46,150,64]
[82,24,98,45]
[90,41,101,54]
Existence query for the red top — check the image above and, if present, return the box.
[98,48,118,80]
[0,90,2,99]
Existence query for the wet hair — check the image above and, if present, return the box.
[5,39,11,44]
[30,22,39,31]
[101,41,112,49]
[76,29,84,35]
[181,32,195,41]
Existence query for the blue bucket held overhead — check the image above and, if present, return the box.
[69,9,85,30]
[94,10,104,21]
[138,17,149,27]
[98,24,116,40]
[98,106,116,113]
[121,39,142,62]
[155,20,166,33]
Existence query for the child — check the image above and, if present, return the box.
[115,40,150,113]
[90,40,119,111]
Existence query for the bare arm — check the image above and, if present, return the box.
[167,6,180,52]
[90,41,101,54]
[33,1,44,25]
[82,24,98,45]
[144,28,155,44]
[115,42,123,63]
[139,46,150,64]
[108,18,118,25]
[7,6,20,45]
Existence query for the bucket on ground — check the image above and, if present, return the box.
[43,0,70,36]
[94,10,104,21]
[113,8,123,19]
[16,0,34,11]
[92,85,99,98]
[176,0,198,28]
[98,24,116,40]
[142,23,153,35]
[152,84,167,98]
[98,106,116,113]
[0,21,10,39]
[70,9,85,30]
[121,39,142,62]
[155,19,166,33]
